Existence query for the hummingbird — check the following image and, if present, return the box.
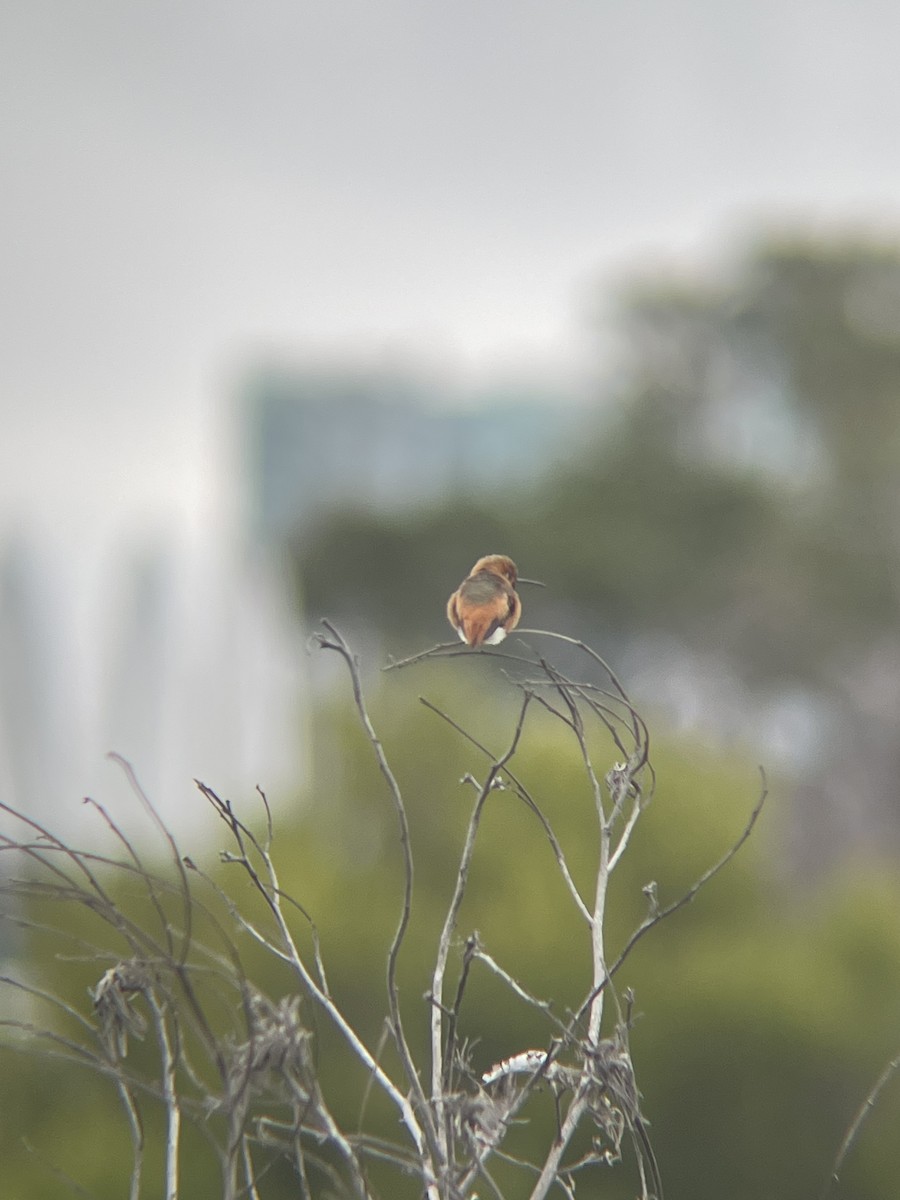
[446,554,523,647]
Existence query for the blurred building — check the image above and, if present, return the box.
[242,365,586,543]
[0,362,585,832]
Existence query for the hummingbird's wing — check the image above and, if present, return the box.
[446,590,463,635]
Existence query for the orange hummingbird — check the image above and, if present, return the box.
[446,554,523,647]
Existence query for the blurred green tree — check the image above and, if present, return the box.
[296,236,900,666]
[292,233,900,858]
[7,231,900,1198]
[3,665,900,1199]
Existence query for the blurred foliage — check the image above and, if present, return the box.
[6,230,900,1196]
[3,663,900,1198]
[291,231,900,894]
[294,235,900,685]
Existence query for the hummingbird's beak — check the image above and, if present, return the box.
[517,577,546,587]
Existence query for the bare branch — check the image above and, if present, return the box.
[822,1051,900,1200]
[574,769,768,1026]
[312,620,440,1173]
[429,691,532,1165]
[420,696,592,924]
[1,623,768,1200]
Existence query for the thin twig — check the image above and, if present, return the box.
[145,988,181,1200]
[821,1052,900,1200]
[314,620,441,1172]
[196,779,429,1196]
[472,948,560,1022]
[108,755,194,969]
[383,641,465,670]
[430,693,532,1166]
[420,696,591,924]
[575,769,768,1025]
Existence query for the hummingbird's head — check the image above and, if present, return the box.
[470,554,518,587]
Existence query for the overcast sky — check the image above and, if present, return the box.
[3,0,900,541]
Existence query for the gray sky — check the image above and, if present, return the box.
[3,0,900,539]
